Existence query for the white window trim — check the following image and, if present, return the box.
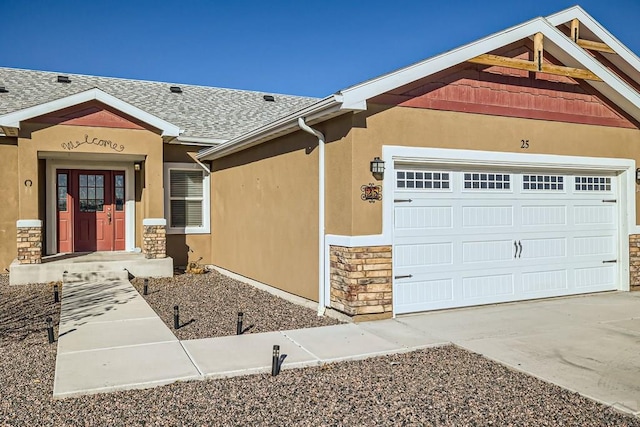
[163,162,210,234]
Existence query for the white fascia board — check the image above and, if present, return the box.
[0,88,181,137]
[197,95,344,161]
[339,16,640,123]
[339,17,551,108]
[546,6,640,86]
[540,20,640,122]
[176,135,228,145]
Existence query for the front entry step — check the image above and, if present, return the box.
[9,253,174,285]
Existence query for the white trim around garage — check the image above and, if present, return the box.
[322,146,637,313]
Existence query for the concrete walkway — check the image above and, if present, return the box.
[54,272,445,398]
[55,273,640,417]
[54,271,201,398]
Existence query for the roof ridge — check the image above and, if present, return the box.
[0,66,318,99]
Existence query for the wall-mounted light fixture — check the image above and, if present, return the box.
[636,168,640,182]
[370,156,385,180]
[134,162,142,171]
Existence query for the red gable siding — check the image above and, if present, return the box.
[371,45,638,129]
[27,101,147,130]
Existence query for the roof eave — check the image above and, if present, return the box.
[0,88,182,138]
[197,94,354,161]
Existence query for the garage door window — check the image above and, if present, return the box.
[396,170,450,190]
[575,176,612,191]
[522,175,564,191]
[463,172,510,190]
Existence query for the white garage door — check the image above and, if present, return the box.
[393,167,619,314]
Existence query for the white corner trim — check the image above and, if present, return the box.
[0,88,181,137]
[143,218,167,226]
[17,219,42,228]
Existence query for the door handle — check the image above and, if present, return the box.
[107,211,112,224]
[518,240,523,258]
[514,240,518,259]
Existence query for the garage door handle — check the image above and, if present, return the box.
[518,240,523,258]
[394,274,413,279]
[602,260,617,263]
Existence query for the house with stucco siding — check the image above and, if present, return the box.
[2,6,640,320]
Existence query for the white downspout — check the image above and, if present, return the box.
[297,117,326,316]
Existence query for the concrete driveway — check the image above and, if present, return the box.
[393,291,640,415]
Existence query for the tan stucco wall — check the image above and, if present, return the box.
[163,143,212,266]
[210,130,319,300]
[340,106,640,235]
[18,123,164,251]
[0,138,19,270]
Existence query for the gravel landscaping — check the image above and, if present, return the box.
[130,270,341,340]
[3,275,640,425]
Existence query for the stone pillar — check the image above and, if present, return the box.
[630,234,640,291]
[329,245,393,319]
[16,220,43,264]
[142,219,167,259]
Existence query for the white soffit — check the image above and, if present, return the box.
[0,88,182,137]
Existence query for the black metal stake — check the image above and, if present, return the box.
[53,284,59,303]
[237,312,244,335]
[143,278,149,296]
[272,345,280,376]
[46,317,54,344]
[174,305,180,329]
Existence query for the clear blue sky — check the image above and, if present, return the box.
[1,0,638,97]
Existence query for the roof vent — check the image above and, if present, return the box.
[263,95,275,102]
[0,86,7,93]
[57,75,71,83]
[170,86,183,93]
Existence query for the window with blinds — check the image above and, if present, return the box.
[169,169,204,228]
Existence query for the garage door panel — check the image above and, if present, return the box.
[574,265,616,289]
[462,205,513,228]
[395,242,453,267]
[574,235,616,257]
[462,240,514,264]
[394,206,452,231]
[521,205,567,227]
[521,269,568,294]
[574,205,616,225]
[395,278,454,308]
[462,273,514,300]
[519,237,567,260]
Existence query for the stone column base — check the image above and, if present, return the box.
[142,219,167,259]
[329,245,392,318]
[16,220,43,264]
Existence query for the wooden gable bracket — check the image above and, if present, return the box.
[467,32,603,82]
[570,19,616,54]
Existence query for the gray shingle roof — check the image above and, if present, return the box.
[0,67,318,141]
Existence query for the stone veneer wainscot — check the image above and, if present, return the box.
[330,245,392,318]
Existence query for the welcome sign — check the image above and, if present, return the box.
[62,134,125,152]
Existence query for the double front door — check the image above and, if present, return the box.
[57,170,126,252]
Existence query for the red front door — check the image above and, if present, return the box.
[56,170,126,252]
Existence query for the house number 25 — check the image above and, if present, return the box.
[521,139,530,149]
